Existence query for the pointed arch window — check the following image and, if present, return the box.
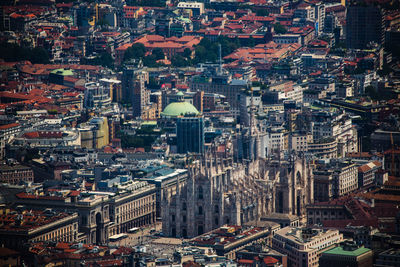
[198,186,203,200]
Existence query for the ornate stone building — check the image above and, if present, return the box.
[162,149,314,238]
[162,92,314,238]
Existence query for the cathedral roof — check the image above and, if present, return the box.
[161,101,200,118]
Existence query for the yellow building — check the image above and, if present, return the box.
[91,117,109,149]
[79,117,110,149]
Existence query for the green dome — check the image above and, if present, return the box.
[50,68,74,76]
[161,101,200,118]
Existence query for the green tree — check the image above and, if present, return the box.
[152,48,165,60]
[29,47,50,64]
[194,45,207,61]
[81,52,114,69]
[126,0,164,7]
[194,38,227,63]
[256,9,269,16]
[171,55,189,67]
[274,23,287,34]
[247,37,256,47]
[147,77,159,89]
[123,43,146,62]
[183,48,192,59]
[143,54,159,67]
[0,42,50,64]
[217,36,239,57]
[98,52,113,68]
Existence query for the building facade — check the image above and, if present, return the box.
[358,161,382,188]
[15,183,155,245]
[122,66,149,117]
[271,227,343,267]
[0,208,79,250]
[108,181,156,236]
[320,241,373,267]
[346,4,385,49]
[313,160,358,202]
[162,151,314,238]
[177,116,205,154]
[0,164,34,185]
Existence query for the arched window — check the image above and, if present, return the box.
[214,205,219,213]
[182,202,187,211]
[198,225,204,235]
[198,206,203,215]
[182,228,187,238]
[225,216,230,225]
[198,186,203,199]
[215,217,219,225]
[296,171,302,185]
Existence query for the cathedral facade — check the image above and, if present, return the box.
[162,92,314,238]
[162,150,314,238]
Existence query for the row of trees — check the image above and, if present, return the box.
[273,23,287,34]
[86,33,284,69]
[81,52,114,69]
[123,43,167,67]
[0,42,50,64]
[117,126,162,151]
[126,0,164,7]
[122,36,271,68]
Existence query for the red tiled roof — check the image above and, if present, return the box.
[16,192,65,201]
[358,161,381,173]
[55,242,70,250]
[23,131,63,139]
[0,123,20,130]
[326,5,346,13]
[263,256,279,265]
[238,259,254,264]
[68,191,80,197]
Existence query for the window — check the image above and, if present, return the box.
[198,206,203,215]
[198,186,203,200]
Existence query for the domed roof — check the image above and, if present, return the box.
[161,101,200,118]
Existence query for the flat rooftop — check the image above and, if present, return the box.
[191,225,267,247]
[323,245,371,257]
